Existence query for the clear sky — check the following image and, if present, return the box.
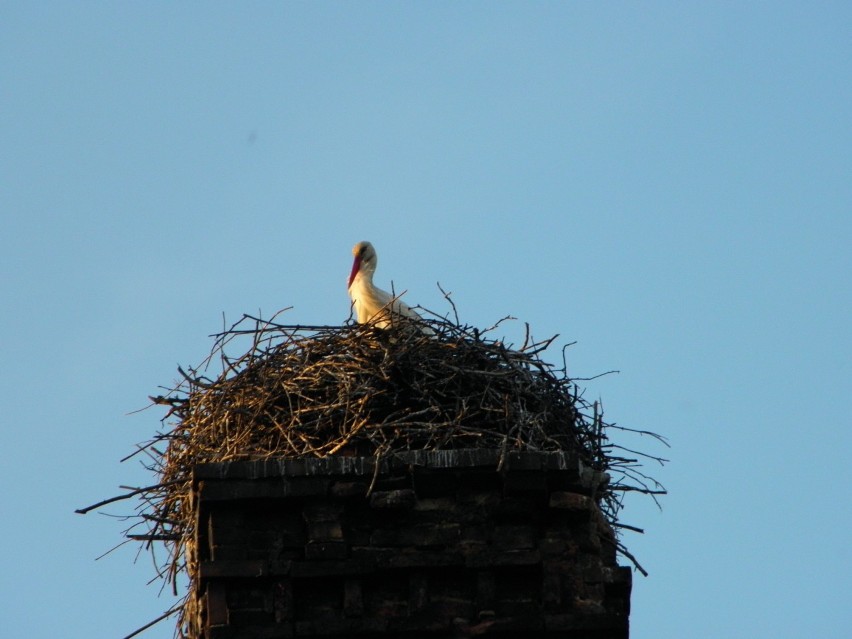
[2,3,850,638]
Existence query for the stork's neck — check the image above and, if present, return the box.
[357,263,376,284]
[350,266,376,293]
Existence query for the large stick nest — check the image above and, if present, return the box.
[82,310,667,638]
[160,316,601,464]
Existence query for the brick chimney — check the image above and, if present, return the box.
[190,449,631,638]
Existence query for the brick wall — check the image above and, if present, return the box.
[190,450,631,638]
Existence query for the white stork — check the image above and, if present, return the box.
[347,241,431,332]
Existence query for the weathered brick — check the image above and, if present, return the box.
[494,597,541,617]
[475,570,496,609]
[200,559,267,579]
[538,537,569,557]
[412,468,460,496]
[303,502,343,520]
[369,489,417,510]
[542,567,562,610]
[502,471,548,496]
[304,541,348,560]
[295,616,389,636]
[199,478,330,501]
[493,497,539,522]
[502,451,545,471]
[228,610,273,626]
[226,582,270,611]
[460,524,489,544]
[206,581,229,626]
[387,550,464,569]
[493,524,538,550]
[544,611,629,634]
[408,571,429,612]
[306,519,343,541]
[343,578,364,617]
[330,480,368,498]
[549,491,592,510]
[370,523,460,547]
[413,495,460,512]
[211,544,248,561]
[465,549,541,568]
[290,558,373,578]
[273,580,293,622]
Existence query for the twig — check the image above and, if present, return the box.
[75,480,182,515]
[121,603,182,639]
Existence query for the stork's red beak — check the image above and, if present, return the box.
[347,255,361,289]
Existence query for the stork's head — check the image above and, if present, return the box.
[348,241,377,289]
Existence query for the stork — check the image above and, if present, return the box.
[347,241,431,332]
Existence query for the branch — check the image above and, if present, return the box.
[121,603,182,639]
[75,480,182,515]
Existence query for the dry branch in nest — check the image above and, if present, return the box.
[79,308,667,638]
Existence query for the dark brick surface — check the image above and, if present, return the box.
[191,450,630,638]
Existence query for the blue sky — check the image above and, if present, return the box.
[2,3,850,638]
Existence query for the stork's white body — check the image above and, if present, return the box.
[347,241,430,331]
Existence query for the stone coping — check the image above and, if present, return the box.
[193,449,605,485]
